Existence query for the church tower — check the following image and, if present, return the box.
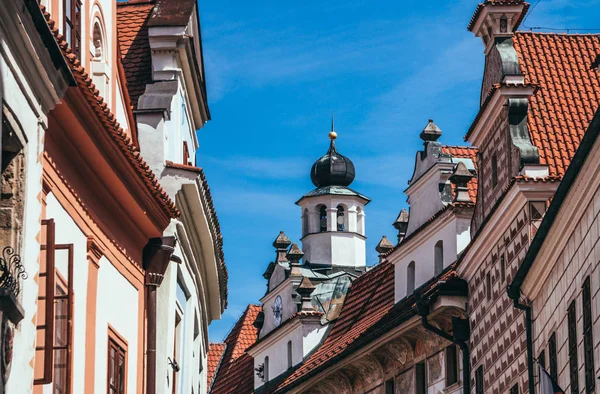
[297,121,369,268]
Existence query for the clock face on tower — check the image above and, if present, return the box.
[272,295,283,326]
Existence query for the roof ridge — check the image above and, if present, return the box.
[515,30,600,37]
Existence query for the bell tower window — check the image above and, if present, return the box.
[319,205,327,233]
[302,209,309,236]
[336,205,346,231]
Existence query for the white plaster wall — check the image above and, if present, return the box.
[1,30,47,393]
[260,281,296,338]
[392,216,467,303]
[157,234,207,394]
[268,264,287,292]
[301,322,328,358]
[95,256,140,394]
[406,169,448,235]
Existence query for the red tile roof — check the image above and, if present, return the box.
[210,305,262,394]
[512,32,600,176]
[40,6,179,219]
[442,145,479,203]
[467,1,529,32]
[207,343,226,390]
[270,261,395,392]
[117,3,154,107]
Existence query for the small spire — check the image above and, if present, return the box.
[273,231,291,263]
[392,208,409,244]
[328,113,337,141]
[287,243,304,277]
[376,235,394,262]
[449,162,474,203]
[420,119,442,142]
[296,276,316,312]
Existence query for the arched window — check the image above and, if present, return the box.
[92,21,104,61]
[407,261,415,295]
[336,205,346,231]
[264,356,269,382]
[287,340,293,369]
[302,208,309,236]
[319,205,327,232]
[434,241,443,275]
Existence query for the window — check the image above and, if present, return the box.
[64,0,82,58]
[287,341,292,369]
[568,300,578,394]
[445,345,458,386]
[319,206,327,233]
[500,255,505,282]
[434,241,443,275]
[183,142,190,166]
[549,332,558,383]
[54,280,68,394]
[530,201,546,239]
[486,271,492,301]
[415,362,426,394]
[264,357,269,382]
[385,379,394,394]
[509,384,519,394]
[407,261,416,295]
[582,277,595,393]
[92,21,104,61]
[491,153,498,188]
[475,365,484,394]
[107,334,127,394]
[336,205,345,231]
[539,349,546,370]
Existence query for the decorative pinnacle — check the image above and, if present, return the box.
[287,243,304,262]
[296,276,316,295]
[328,113,337,141]
[449,162,474,203]
[273,231,291,249]
[420,119,442,142]
[376,235,394,255]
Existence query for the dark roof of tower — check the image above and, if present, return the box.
[310,140,356,188]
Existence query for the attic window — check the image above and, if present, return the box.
[500,15,508,33]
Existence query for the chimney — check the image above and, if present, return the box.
[449,162,474,203]
[375,235,394,262]
[393,209,409,244]
[468,0,529,53]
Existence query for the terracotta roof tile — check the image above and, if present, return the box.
[207,343,226,390]
[210,305,261,394]
[117,3,154,107]
[40,5,179,218]
[442,145,479,203]
[512,32,600,176]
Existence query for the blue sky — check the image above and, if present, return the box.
[196,0,600,341]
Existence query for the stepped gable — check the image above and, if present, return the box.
[210,305,261,394]
[117,2,154,107]
[442,145,479,203]
[513,32,600,176]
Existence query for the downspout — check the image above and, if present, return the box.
[415,293,470,394]
[143,237,179,394]
[507,286,535,394]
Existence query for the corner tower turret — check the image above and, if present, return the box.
[297,121,369,268]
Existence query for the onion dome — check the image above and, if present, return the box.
[310,118,356,188]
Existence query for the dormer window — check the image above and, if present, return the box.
[500,15,508,33]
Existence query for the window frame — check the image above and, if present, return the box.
[549,332,558,383]
[567,300,578,394]
[63,0,82,58]
[475,365,484,394]
[445,345,458,387]
[107,326,128,394]
[582,276,595,394]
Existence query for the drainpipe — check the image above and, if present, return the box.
[143,237,178,394]
[415,293,470,394]
[507,286,535,394]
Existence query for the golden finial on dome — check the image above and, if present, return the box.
[329,113,337,140]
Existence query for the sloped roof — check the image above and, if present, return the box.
[512,32,600,176]
[116,2,154,107]
[442,145,479,203]
[207,343,226,390]
[210,305,262,394]
[40,5,179,219]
